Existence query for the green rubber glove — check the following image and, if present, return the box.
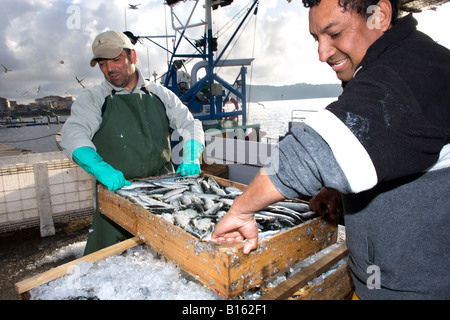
[72,146,131,191]
[176,139,204,176]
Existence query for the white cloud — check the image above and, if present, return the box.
[0,0,449,104]
[415,2,450,49]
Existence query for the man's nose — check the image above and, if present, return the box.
[105,60,115,72]
[317,39,335,63]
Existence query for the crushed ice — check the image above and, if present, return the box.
[30,243,223,300]
[35,241,86,267]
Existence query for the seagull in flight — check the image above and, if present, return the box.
[1,64,12,73]
[128,3,141,9]
[76,76,86,88]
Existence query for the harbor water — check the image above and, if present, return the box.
[0,97,338,154]
[0,116,69,153]
[247,97,337,141]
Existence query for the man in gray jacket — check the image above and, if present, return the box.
[212,0,450,299]
[61,30,204,254]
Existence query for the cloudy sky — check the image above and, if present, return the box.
[1,0,450,104]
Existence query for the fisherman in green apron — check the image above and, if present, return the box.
[61,31,204,255]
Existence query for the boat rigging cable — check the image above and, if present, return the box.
[213,0,259,119]
[0,133,58,143]
[214,0,258,73]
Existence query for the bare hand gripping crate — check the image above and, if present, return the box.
[97,175,337,298]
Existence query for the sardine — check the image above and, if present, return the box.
[145,187,174,195]
[192,217,214,232]
[160,186,188,200]
[207,176,221,189]
[199,180,211,193]
[202,197,215,210]
[265,205,304,224]
[299,211,319,220]
[120,181,155,190]
[217,198,234,206]
[161,213,175,224]
[255,210,297,225]
[210,185,227,196]
[225,186,243,196]
[136,192,175,208]
[273,201,310,213]
[180,194,192,205]
[183,191,221,200]
[204,201,223,216]
[189,180,204,194]
[173,209,198,229]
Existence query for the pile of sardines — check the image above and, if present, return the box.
[115,174,318,241]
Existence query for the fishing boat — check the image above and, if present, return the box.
[137,0,270,184]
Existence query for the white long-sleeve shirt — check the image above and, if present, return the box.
[61,68,204,161]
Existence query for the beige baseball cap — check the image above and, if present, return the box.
[90,31,133,67]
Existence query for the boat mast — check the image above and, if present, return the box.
[150,0,259,122]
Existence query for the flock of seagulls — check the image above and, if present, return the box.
[2,59,86,96]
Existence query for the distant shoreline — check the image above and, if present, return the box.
[247,83,342,102]
[1,109,70,120]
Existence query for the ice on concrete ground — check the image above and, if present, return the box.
[35,241,86,267]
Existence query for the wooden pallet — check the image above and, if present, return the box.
[97,175,338,298]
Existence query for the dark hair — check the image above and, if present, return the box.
[124,48,132,56]
[302,0,399,23]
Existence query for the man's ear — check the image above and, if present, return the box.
[130,49,137,64]
[376,0,393,32]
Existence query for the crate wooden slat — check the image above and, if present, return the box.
[259,243,351,300]
[288,261,354,300]
[97,176,337,298]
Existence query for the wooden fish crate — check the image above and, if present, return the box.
[97,175,338,298]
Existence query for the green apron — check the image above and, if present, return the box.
[83,89,174,255]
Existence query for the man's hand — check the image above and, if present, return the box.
[211,210,259,254]
[211,168,286,254]
[73,146,131,191]
[92,162,131,191]
[176,162,200,176]
[309,187,342,221]
[176,139,203,176]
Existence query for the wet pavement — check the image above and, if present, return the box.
[0,217,92,300]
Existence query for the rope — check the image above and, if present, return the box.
[0,133,58,143]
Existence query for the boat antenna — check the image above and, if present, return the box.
[164,3,170,67]
[247,1,259,117]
